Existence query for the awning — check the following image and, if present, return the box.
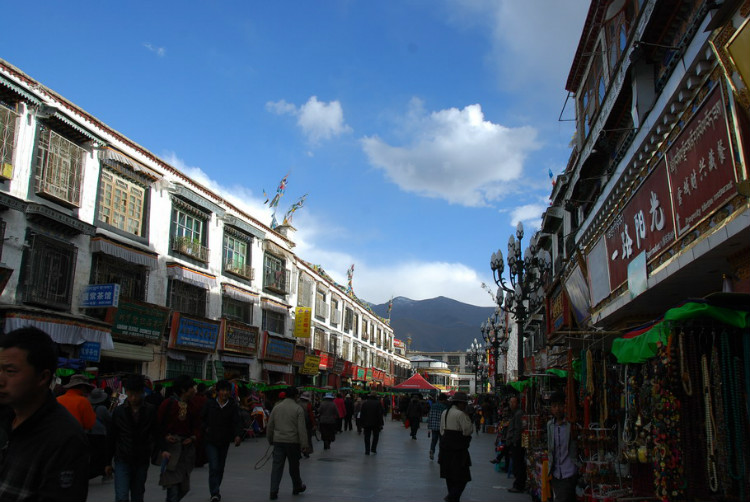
[167,350,186,361]
[222,283,259,304]
[51,111,104,143]
[221,354,254,365]
[263,362,293,374]
[167,263,216,290]
[264,240,292,260]
[3,312,114,350]
[97,146,161,180]
[261,297,290,314]
[101,341,154,362]
[91,236,158,269]
[0,76,41,104]
[168,183,225,217]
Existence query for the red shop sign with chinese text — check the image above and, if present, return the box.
[604,161,675,290]
[666,85,737,237]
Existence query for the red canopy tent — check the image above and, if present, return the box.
[392,373,439,391]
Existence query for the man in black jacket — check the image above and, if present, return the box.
[201,380,242,502]
[360,393,384,455]
[107,374,157,502]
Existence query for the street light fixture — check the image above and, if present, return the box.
[481,307,510,394]
[466,338,486,395]
[490,221,550,380]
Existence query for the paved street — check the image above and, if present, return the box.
[88,414,529,502]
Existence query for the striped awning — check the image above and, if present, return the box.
[0,76,41,104]
[261,297,291,314]
[221,354,254,365]
[3,312,114,350]
[97,147,161,180]
[91,236,158,269]
[263,362,293,374]
[166,263,216,290]
[222,283,259,304]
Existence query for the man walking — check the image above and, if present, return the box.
[0,327,90,501]
[57,373,96,431]
[359,393,384,455]
[201,380,242,502]
[266,386,308,500]
[507,395,526,493]
[107,374,157,502]
[427,393,448,460]
[547,391,578,502]
[438,392,473,502]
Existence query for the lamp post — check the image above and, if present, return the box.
[481,308,510,394]
[490,221,550,380]
[466,338,485,395]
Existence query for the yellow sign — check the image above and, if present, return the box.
[293,307,312,338]
[300,354,321,375]
[1,163,13,179]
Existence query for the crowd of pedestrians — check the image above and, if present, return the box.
[0,326,549,502]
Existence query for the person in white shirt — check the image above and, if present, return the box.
[438,392,473,502]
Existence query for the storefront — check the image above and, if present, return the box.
[260,332,295,384]
[166,312,221,380]
[218,319,258,380]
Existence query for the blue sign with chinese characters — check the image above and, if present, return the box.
[173,316,221,351]
[81,284,121,308]
[79,341,101,362]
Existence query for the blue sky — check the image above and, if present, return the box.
[2,1,588,307]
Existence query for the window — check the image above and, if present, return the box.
[98,169,146,236]
[171,203,209,262]
[313,328,325,351]
[361,320,368,340]
[167,279,207,317]
[344,307,353,333]
[21,232,77,310]
[297,275,313,307]
[447,355,461,368]
[222,297,253,324]
[263,253,289,294]
[315,289,327,320]
[354,313,360,337]
[34,125,85,206]
[579,45,606,140]
[223,231,252,279]
[90,254,147,301]
[0,105,18,179]
[330,297,340,326]
[263,309,285,335]
[329,334,339,356]
[342,341,350,361]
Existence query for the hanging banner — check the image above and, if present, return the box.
[293,307,312,338]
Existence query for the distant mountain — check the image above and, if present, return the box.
[370,296,495,352]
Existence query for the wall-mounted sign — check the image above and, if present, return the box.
[79,341,101,362]
[293,307,312,338]
[81,284,120,308]
[263,335,294,363]
[666,85,737,237]
[169,313,221,352]
[107,299,170,343]
[293,346,307,365]
[221,320,258,354]
[604,161,675,290]
[300,355,321,375]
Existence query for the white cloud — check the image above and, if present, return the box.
[266,96,352,145]
[509,203,546,230]
[143,42,166,57]
[161,151,272,223]
[360,100,538,206]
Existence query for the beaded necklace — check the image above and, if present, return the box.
[701,353,719,492]
[678,330,693,396]
[711,343,729,493]
[720,330,745,493]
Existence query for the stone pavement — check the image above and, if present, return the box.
[88,415,530,502]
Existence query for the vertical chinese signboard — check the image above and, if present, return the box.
[604,161,675,290]
[293,307,312,338]
[666,86,737,237]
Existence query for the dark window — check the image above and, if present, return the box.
[166,355,204,380]
[171,201,209,262]
[263,253,289,293]
[21,232,77,310]
[262,309,285,335]
[167,279,207,317]
[0,105,18,180]
[91,253,147,301]
[344,308,353,333]
[223,231,252,279]
[222,296,253,324]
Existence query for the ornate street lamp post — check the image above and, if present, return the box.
[466,338,485,395]
[490,221,550,380]
[481,308,510,394]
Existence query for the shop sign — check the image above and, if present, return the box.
[366,368,373,380]
[587,237,610,307]
[394,339,405,348]
[293,345,307,365]
[169,313,221,352]
[356,366,366,380]
[546,283,572,334]
[108,299,170,343]
[79,341,100,362]
[666,86,737,237]
[604,161,675,290]
[332,357,345,375]
[342,361,352,377]
[300,354,321,375]
[221,320,258,354]
[293,307,312,338]
[318,351,330,370]
[80,283,120,308]
[263,336,294,363]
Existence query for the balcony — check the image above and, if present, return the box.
[224,261,253,280]
[264,266,290,294]
[172,236,209,262]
